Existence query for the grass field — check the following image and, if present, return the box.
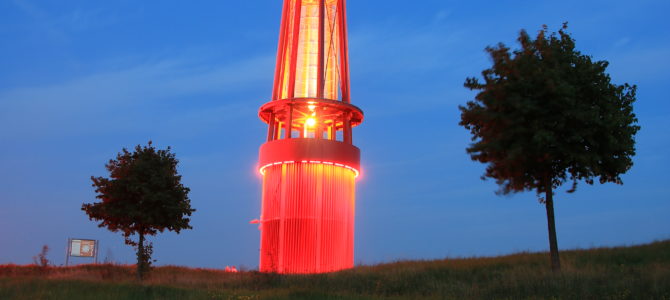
[1,240,669,299]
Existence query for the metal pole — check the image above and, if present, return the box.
[317,0,326,98]
[316,114,323,139]
[272,0,292,100]
[287,105,294,139]
[65,238,70,267]
[267,113,276,142]
[343,112,352,144]
[337,0,351,102]
[276,122,283,140]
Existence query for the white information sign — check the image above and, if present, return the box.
[68,239,97,258]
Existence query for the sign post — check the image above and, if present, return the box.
[65,238,99,266]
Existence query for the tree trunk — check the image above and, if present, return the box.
[137,232,144,281]
[544,183,561,272]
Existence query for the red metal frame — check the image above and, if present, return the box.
[271,0,291,101]
[338,0,351,103]
[258,0,362,274]
[317,0,326,99]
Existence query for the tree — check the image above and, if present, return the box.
[82,141,195,280]
[459,24,639,272]
[33,245,50,268]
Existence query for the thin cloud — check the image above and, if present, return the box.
[11,0,69,42]
[605,44,670,83]
[0,55,274,139]
[350,21,470,76]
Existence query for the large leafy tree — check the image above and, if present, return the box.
[82,141,195,280]
[459,24,639,272]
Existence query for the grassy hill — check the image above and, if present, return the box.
[1,240,669,299]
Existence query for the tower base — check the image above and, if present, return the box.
[258,139,359,274]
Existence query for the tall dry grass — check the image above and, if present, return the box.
[1,240,669,299]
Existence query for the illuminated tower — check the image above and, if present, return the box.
[257,0,363,274]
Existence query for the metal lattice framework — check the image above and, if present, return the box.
[257,0,363,274]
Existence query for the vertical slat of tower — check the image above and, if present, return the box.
[315,157,323,269]
[277,163,287,272]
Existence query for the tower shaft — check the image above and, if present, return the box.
[258,0,362,274]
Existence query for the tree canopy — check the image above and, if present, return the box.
[459,24,640,271]
[82,141,195,279]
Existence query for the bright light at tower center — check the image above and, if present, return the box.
[306,117,317,127]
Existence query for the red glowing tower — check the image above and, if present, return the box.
[257,0,363,274]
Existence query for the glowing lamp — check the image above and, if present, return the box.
[257,0,363,274]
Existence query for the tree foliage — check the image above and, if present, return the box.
[82,141,195,279]
[33,245,50,268]
[459,24,640,271]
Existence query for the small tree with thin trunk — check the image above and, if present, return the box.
[33,245,50,268]
[459,24,639,272]
[82,141,195,280]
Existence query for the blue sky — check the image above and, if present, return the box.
[1,0,668,268]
